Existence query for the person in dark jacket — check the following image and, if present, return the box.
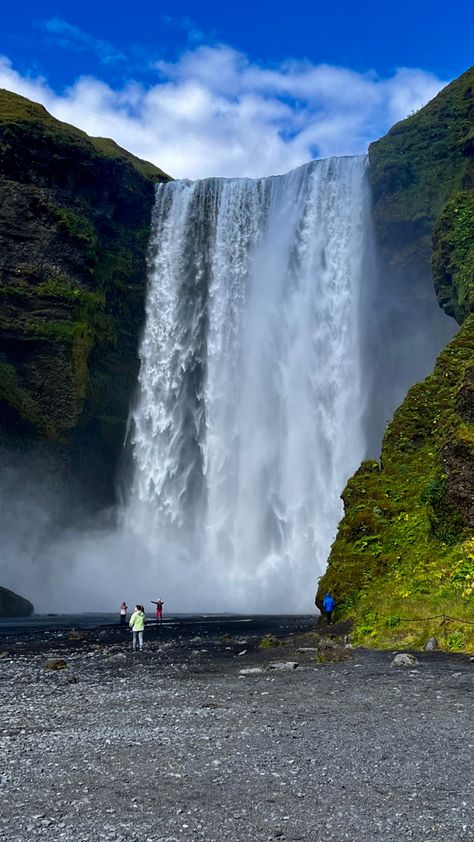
[322,593,335,625]
[151,599,164,623]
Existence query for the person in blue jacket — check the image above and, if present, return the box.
[322,592,335,625]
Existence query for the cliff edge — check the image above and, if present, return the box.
[0,89,169,502]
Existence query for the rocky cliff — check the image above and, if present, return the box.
[0,89,169,503]
[0,585,33,617]
[318,68,474,651]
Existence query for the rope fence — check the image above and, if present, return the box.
[386,613,474,626]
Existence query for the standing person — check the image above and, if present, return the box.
[151,599,164,624]
[119,601,128,626]
[129,604,145,651]
[322,593,335,625]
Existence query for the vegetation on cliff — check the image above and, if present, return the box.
[318,68,474,651]
[369,66,474,323]
[0,89,169,499]
[318,316,474,651]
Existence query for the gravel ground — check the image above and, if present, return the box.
[0,616,472,842]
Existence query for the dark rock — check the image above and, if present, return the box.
[0,585,33,617]
[45,659,67,671]
[440,439,474,529]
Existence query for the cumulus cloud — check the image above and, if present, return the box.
[0,45,447,179]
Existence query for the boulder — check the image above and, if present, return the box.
[45,659,67,671]
[392,653,418,667]
[424,637,438,652]
[0,586,33,617]
[239,668,263,676]
[316,645,353,664]
[269,662,299,670]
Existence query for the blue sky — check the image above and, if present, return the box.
[1,1,472,178]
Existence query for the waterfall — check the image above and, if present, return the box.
[125,157,370,612]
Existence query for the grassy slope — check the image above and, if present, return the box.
[318,69,474,651]
[0,89,168,182]
[318,317,474,651]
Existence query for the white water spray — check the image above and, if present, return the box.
[125,157,369,612]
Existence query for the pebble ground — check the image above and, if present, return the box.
[0,616,472,842]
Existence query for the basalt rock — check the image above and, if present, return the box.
[0,585,33,617]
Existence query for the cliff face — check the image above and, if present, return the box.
[0,89,169,502]
[369,66,474,323]
[318,68,474,651]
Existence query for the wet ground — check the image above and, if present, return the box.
[0,615,472,841]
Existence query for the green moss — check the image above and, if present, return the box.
[259,636,285,648]
[0,361,42,429]
[318,316,474,652]
[50,207,99,258]
[37,280,104,308]
[433,192,474,322]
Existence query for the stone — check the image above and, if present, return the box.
[68,630,86,641]
[0,586,33,618]
[0,651,9,659]
[239,668,263,675]
[45,659,68,671]
[66,674,78,684]
[424,637,438,652]
[392,653,418,667]
[297,647,318,653]
[316,646,353,663]
[269,662,299,670]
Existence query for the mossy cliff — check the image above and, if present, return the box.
[369,66,474,322]
[0,89,169,501]
[317,68,474,651]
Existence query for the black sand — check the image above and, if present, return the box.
[0,615,472,841]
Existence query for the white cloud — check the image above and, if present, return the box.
[0,47,447,179]
[42,17,126,65]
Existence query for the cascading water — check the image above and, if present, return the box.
[125,156,370,612]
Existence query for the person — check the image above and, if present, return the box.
[322,592,335,625]
[151,599,164,624]
[129,604,145,651]
[119,601,128,626]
